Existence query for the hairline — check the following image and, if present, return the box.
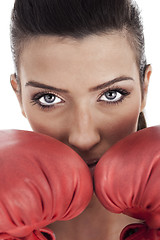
[15,28,140,73]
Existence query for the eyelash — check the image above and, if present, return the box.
[98,87,130,105]
[30,91,64,110]
[30,87,130,110]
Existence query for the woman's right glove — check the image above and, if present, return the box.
[94,125,160,239]
[0,130,93,240]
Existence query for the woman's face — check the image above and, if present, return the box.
[11,32,151,171]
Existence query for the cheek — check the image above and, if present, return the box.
[21,90,67,139]
[100,101,141,147]
[22,102,69,141]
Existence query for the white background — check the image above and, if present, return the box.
[0,1,159,130]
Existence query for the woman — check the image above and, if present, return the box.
[10,0,152,239]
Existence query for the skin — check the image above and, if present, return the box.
[11,32,152,240]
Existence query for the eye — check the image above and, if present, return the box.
[39,94,61,106]
[98,88,130,104]
[100,90,121,102]
[31,92,64,109]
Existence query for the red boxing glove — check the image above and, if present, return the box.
[120,223,160,240]
[94,125,160,240]
[0,130,93,240]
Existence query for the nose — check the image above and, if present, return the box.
[68,107,100,151]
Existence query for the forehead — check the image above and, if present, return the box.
[19,32,139,88]
[21,31,136,61]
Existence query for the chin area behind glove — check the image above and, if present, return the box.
[94,125,160,239]
[0,130,93,240]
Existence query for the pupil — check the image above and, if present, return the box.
[44,94,55,103]
[106,91,116,100]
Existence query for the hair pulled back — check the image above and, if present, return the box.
[10,0,147,129]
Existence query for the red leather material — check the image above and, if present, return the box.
[120,223,147,240]
[2,228,56,240]
[1,228,55,240]
[0,130,93,239]
[120,223,160,240]
[94,126,160,237]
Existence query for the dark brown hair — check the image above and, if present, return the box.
[10,0,147,129]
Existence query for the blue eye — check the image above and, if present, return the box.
[39,94,61,106]
[31,92,64,109]
[100,90,122,102]
[98,88,130,104]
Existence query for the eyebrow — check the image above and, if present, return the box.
[25,76,134,93]
[89,76,134,92]
[25,81,69,93]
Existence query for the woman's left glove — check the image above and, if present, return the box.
[94,125,160,240]
[0,130,93,240]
